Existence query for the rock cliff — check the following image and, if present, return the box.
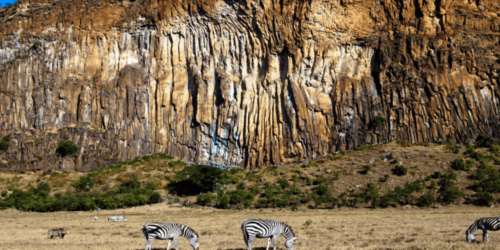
[0,0,499,172]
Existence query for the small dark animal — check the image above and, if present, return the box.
[47,227,69,239]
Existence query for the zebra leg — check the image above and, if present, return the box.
[266,237,271,250]
[167,239,172,250]
[483,229,489,242]
[145,238,153,250]
[246,235,255,250]
[273,234,278,250]
[174,236,179,250]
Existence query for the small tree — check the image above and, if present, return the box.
[56,140,78,157]
[371,115,386,128]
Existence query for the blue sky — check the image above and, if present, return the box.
[0,0,17,7]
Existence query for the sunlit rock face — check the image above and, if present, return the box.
[0,0,499,172]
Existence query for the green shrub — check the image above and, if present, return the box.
[363,165,372,174]
[196,193,216,206]
[473,169,485,180]
[227,190,254,208]
[237,182,246,190]
[0,134,10,151]
[431,171,442,179]
[313,175,326,185]
[451,159,475,171]
[277,178,290,189]
[397,140,411,147]
[382,174,390,182]
[474,192,494,206]
[358,183,379,207]
[1,190,7,197]
[392,165,408,176]
[417,193,436,207]
[430,180,437,190]
[444,140,460,154]
[372,115,386,128]
[150,192,161,203]
[250,185,262,195]
[292,175,299,182]
[56,140,78,157]
[167,165,224,195]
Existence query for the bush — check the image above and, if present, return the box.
[0,134,10,151]
[237,182,246,191]
[474,192,494,206]
[227,190,254,208]
[1,190,7,197]
[358,183,379,207]
[250,185,262,195]
[431,171,442,179]
[56,140,78,157]
[150,192,161,203]
[430,180,437,190]
[392,165,408,176]
[313,175,327,185]
[417,193,436,207]
[473,169,485,180]
[372,115,386,128]
[277,178,290,189]
[196,193,216,206]
[363,165,372,174]
[167,165,224,195]
[451,159,475,171]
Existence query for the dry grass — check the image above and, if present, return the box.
[1,205,500,250]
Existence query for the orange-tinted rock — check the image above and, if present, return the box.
[0,0,499,171]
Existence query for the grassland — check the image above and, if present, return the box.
[1,205,500,250]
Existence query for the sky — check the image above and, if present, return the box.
[0,0,18,7]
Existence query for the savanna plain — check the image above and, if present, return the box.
[0,205,499,250]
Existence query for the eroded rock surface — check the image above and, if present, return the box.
[0,0,499,171]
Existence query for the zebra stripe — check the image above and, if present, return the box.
[466,217,500,242]
[241,219,298,250]
[142,221,199,250]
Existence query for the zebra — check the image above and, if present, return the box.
[466,217,500,242]
[47,227,69,239]
[241,219,298,250]
[142,221,199,250]
[108,216,126,222]
[94,216,98,221]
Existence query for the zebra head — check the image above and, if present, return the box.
[465,231,475,242]
[285,237,298,250]
[188,234,199,250]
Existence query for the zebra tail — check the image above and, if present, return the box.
[241,221,249,246]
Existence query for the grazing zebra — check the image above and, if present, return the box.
[47,227,69,239]
[142,222,199,250]
[466,217,500,242]
[241,219,298,250]
[108,216,126,222]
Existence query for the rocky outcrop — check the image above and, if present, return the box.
[0,0,499,172]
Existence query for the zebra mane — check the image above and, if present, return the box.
[281,222,296,237]
[181,224,199,238]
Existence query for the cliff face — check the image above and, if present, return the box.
[0,0,499,172]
